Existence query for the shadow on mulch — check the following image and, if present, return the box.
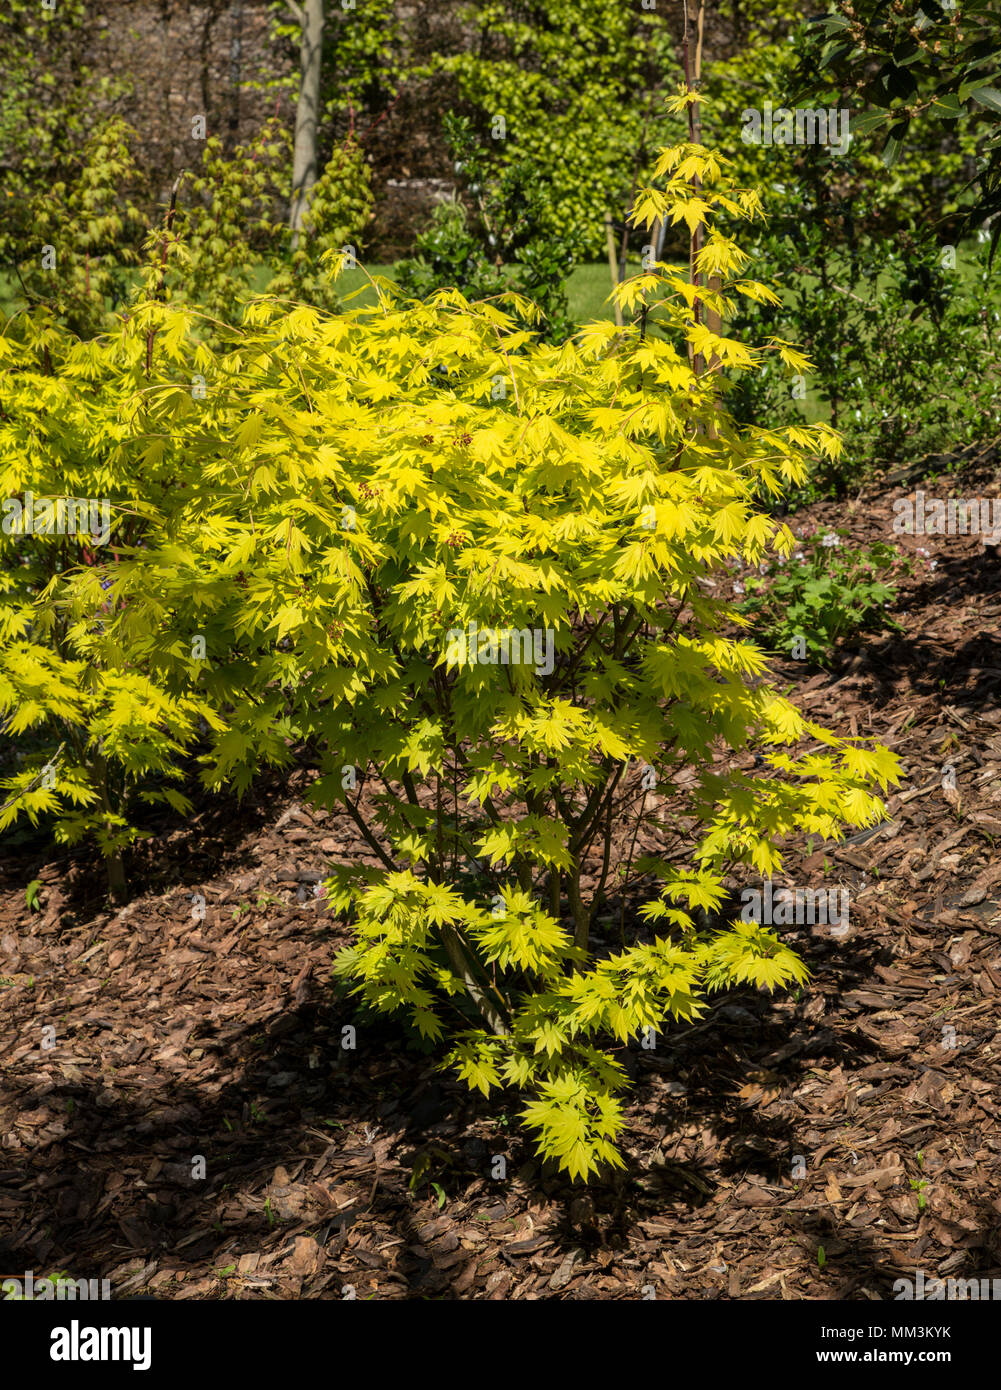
[3,921,997,1301]
[4,469,1001,1298]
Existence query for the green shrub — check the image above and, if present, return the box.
[394,114,575,342]
[798,0,1001,246]
[168,117,291,326]
[168,121,373,327]
[0,310,213,898]
[394,199,507,303]
[267,135,374,314]
[728,215,1001,496]
[2,116,144,338]
[0,0,135,304]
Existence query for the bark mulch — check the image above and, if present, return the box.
[2,464,1001,1300]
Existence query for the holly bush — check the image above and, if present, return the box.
[0,104,899,1179]
[394,198,508,304]
[727,216,1001,494]
[799,0,1001,248]
[706,0,983,243]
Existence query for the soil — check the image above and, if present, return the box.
[2,464,1001,1301]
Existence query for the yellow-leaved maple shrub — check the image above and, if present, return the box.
[0,99,899,1180]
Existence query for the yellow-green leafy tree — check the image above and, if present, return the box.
[1,96,897,1178]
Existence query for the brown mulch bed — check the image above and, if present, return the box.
[2,465,1001,1301]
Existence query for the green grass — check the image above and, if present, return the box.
[1,260,628,326]
[288,259,627,324]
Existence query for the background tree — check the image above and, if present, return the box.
[283,0,325,237]
[798,0,1001,252]
[271,0,400,238]
[428,0,680,261]
[0,0,138,285]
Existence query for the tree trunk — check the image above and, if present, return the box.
[691,7,722,368]
[106,851,128,904]
[605,214,624,327]
[227,0,244,153]
[92,750,128,902]
[681,1,721,389]
[289,0,325,243]
[441,923,509,1037]
[569,864,589,953]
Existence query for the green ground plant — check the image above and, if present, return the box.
[167,117,292,326]
[738,528,911,665]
